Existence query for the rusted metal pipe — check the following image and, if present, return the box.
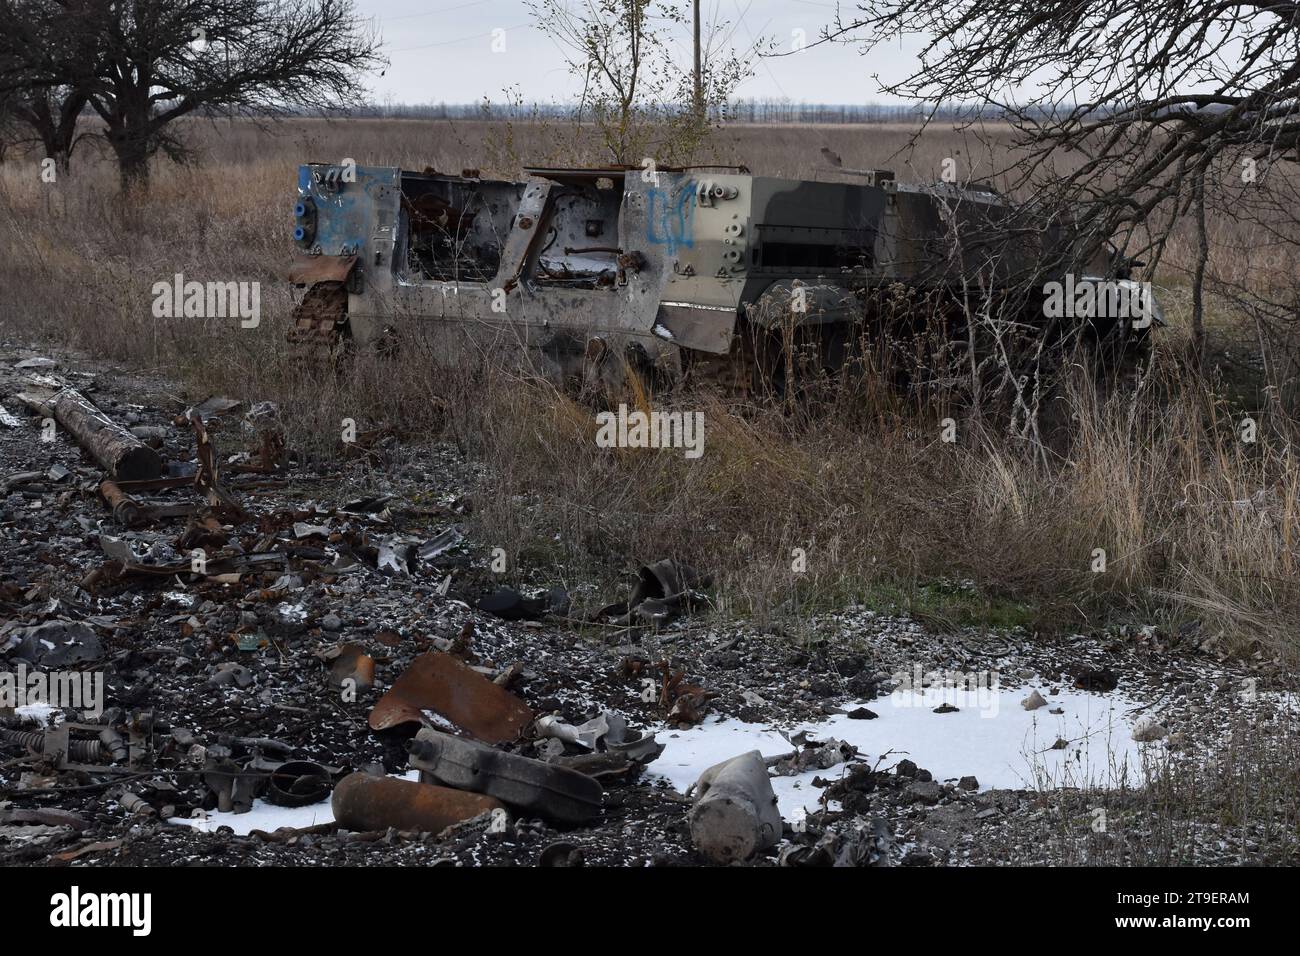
[100,479,147,528]
[331,773,504,833]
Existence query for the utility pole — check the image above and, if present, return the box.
[692,0,702,121]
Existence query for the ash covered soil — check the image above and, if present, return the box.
[1,344,1296,867]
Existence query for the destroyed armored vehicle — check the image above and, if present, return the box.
[288,162,1159,392]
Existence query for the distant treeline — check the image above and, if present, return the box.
[337,100,999,124]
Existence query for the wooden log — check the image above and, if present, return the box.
[688,750,783,864]
[21,386,161,481]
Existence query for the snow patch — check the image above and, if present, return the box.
[168,770,420,836]
[655,684,1162,820]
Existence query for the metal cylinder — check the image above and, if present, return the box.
[688,750,783,864]
[331,772,504,834]
[100,480,147,528]
[0,729,102,762]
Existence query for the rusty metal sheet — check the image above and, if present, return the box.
[190,414,247,520]
[368,651,533,742]
[288,252,357,285]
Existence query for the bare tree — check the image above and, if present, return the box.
[819,2,1300,391]
[1,0,384,187]
[0,1,103,172]
[531,0,752,163]
[0,88,18,164]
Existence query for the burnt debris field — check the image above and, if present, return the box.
[0,344,1296,871]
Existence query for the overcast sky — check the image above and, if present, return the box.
[358,0,922,106]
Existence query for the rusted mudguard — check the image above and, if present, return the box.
[288,252,357,286]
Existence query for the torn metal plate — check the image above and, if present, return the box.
[368,652,533,742]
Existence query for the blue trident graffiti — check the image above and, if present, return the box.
[645,179,696,254]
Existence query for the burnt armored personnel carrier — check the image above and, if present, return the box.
[287,162,1157,392]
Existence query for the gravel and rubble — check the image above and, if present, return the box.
[2,344,1297,867]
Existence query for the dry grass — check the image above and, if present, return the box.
[1,117,1297,657]
[445,353,1299,654]
[1026,712,1300,865]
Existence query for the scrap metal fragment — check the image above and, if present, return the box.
[128,425,170,443]
[203,756,258,813]
[319,643,375,692]
[117,791,156,817]
[779,818,892,867]
[688,750,783,864]
[96,531,142,563]
[190,414,248,520]
[3,621,104,666]
[339,495,393,516]
[535,711,662,763]
[104,550,285,582]
[476,586,567,621]
[407,728,603,825]
[537,841,585,867]
[52,840,123,861]
[266,761,334,807]
[331,771,503,833]
[368,651,533,742]
[589,559,712,626]
[176,515,228,551]
[659,660,715,725]
[184,396,243,422]
[0,807,90,830]
[417,526,464,563]
[99,480,147,528]
[245,401,287,472]
[2,722,130,773]
[630,559,707,607]
[550,751,634,780]
[0,470,45,493]
[377,537,414,576]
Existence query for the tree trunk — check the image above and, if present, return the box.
[40,137,72,175]
[16,91,81,176]
[107,128,152,191]
[1189,173,1209,370]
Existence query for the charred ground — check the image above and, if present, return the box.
[1,343,1296,867]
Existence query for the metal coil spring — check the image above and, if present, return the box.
[0,729,103,761]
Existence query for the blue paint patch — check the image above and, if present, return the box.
[645,178,696,254]
[294,164,397,255]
